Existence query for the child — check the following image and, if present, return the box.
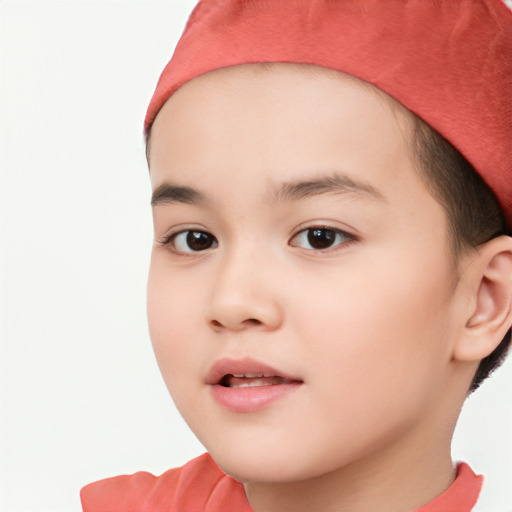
[81,0,512,510]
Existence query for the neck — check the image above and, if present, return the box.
[243,422,455,512]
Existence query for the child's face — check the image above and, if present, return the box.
[147,64,466,483]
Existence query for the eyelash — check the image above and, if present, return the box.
[289,225,356,252]
[159,225,356,254]
[159,229,218,254]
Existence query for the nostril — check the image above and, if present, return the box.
[244,318,262,326]
[209,317,263,330]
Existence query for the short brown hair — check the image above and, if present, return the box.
[413,117,510,392]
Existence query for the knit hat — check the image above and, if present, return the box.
[145,0,512,227]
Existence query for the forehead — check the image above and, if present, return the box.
[148,63,417,201]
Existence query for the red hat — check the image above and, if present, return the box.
[145,0,512,227]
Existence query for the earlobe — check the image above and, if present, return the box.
[454,236,512,362]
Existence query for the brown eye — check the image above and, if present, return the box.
[290,227,353,251]
[307,229,337,249]
[171,230,218,253]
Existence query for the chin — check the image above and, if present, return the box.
[205,441,336,484]
[214,456,302,484]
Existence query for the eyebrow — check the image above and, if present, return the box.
[151,184,206,207]
[151,172,384,207]
[270,172,385,203]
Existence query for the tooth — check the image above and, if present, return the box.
[232,374,245,378]
[244,372,263,378]
[232,380,273,388]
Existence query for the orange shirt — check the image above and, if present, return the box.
[80,454,482,512]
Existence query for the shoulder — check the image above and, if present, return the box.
[80,453,251,512]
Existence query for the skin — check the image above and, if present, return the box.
[146,64,511,512]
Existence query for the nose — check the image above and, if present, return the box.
[205,251,284,333]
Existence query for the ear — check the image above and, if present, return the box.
[453,236,512,362]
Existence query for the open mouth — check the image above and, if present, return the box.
[207,357,303,412]
[206,357,302,387]
[219,373,297,388]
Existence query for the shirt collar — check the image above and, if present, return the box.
[414,463,483,512]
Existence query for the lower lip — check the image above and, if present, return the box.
[210,383,302,413]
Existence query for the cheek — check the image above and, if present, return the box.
[293,251,455,415]
[146,256,204,391]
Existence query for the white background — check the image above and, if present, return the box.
[1,1,511,511]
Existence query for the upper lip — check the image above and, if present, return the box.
[205,357,302,385]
